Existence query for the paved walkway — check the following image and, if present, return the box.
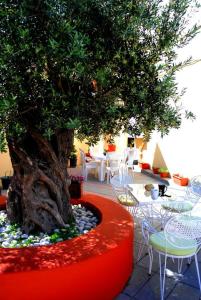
[82,170,201,300]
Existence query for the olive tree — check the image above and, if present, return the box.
[0,0,200,233]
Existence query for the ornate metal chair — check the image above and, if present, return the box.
[110,172,137,215]
[161,175,201,219]
[141,214,201,300]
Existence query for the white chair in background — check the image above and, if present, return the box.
[89,139,104,156]
[105,152,123,184]
[141,215,201,300]
[79,149,99,181]
[126,147,139,169]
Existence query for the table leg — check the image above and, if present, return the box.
[98,160,106,182]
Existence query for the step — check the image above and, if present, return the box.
[141,169,170,186]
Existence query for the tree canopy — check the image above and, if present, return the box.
[0,0,200,148]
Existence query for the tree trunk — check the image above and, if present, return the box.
[6,129,74,234]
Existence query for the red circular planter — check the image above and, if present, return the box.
[0,195,7,210]
[0,193,134,300]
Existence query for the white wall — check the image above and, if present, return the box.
[145,13,201,178]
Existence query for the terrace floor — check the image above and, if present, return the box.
[79,168,201,300]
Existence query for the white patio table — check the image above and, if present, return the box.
[127,183,172,227]
[91,153,107,182]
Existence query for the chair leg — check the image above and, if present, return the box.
[178,258,183,273]
[187,257,192,265]
[159,253,167,300]
[148,247,153,275]
[136,242,145,262]
[107,170,110,184]
[195,254,201,293]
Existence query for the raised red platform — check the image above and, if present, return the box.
[0,193,134,300]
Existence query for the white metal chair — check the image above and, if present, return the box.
[79,149,99,181]
[105,152,123,183]
[126,148,138,169]
[141,215,201,300]
[186,175,201,201]
[160,175,201,219]
[110,173,137,215]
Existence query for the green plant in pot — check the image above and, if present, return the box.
[69,146,77,168]
[1,172,13,190]
[159,168,170,178]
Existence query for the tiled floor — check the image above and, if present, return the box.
[81,170,201,300]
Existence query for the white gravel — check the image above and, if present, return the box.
[0,204,99,248]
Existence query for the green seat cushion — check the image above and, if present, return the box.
[117,194,137,207]
[162,201,193,213]
[150,231,197,256]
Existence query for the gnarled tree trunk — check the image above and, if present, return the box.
[6,129,74,234]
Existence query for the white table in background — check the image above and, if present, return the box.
[91,153,106,182]
[128,184,163,205]
[92,152,124,182]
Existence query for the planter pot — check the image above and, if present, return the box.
[152,167,160,174]
[173,174,189,186]
[69,181,83,199]
[69,157,77,168]
[1,176,12,190]
[139,163,150,169]
[0,193,133,300]
[107,144,116,152]
[160,172,170,178]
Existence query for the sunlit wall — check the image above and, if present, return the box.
[144,15,201,178]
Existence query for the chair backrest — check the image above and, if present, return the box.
[121,148,129,164]
[187,175,201,198]
[106,151,122,160]
[109,159,120,169]
[164,214,201,250]
[127,148,139,167]
[141,219,158,246]
[185,175,201,207]
[106,152,122,170]
[89,140,104,156]
[79,149,86,166]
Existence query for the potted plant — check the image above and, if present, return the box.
[69,145,77,168]
[173,174,189,186]
[108,144,116,152]
[106,136,116,152]
[0,172,12,190]
[152,167,160,174]
[139,162,150,169]
[69,175,84,199]
[159,168,170,178]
